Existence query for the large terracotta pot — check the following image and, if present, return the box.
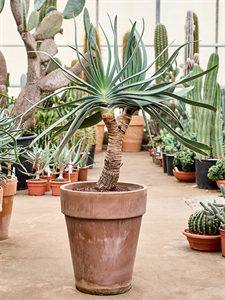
[120,115,145,152]
[173,170,196,182]
[219,228,225,257]
[0,186,3,212]
[0,177,17,240]
[216,180,225,190]
[95,121,105,152]
[26,179,47,196]
[78,167,88,181]
[60,181,147,295]
[50,180,71,196]
[182,229,221,252]
[63,171,79,183]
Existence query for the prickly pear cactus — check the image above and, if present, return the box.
[46,57,61,74]
[154,23,168,84]
[38,0,57,24]
[188,210,220,235]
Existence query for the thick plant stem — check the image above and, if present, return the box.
[95,109,133,190]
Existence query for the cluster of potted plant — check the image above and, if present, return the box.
[173,149,196,182]
[183,184,225,256]
[207,158,225,190]
[24,5,219,294]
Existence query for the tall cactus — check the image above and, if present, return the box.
[184,10,194,75]
[190,65,202,133]
[195,53,223,159]
[154,23,168,84]
[193,12,199,55]
[188,210,220,235]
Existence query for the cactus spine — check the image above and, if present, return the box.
[193,12,199,55]
[184,10,194,75]
[154,24,168,84]
[188,210,219,235]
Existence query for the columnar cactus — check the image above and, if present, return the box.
[184,10,195,75]
[193,12,199,56]
[154,23,168,84]
[196,53,223,159]
[190,65,202,133]
[188,210,220,235]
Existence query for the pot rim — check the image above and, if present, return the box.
[26,179,47,182]
[173,170,196,175]
[182,228,221,239]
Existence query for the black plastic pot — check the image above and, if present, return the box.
[162,153,167,173]
[87,144,96,169]
[13,133,37,190]
[195,158,218,189]
[166,154,174,176]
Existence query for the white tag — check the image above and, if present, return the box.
[174,167,179,172]
[47,168,51,177]
[69,165,72,174]
[12,167,16,178]
[157,146,160,152]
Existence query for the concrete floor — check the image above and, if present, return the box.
[1,151,225,300]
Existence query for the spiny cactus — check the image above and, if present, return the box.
[154,23,168,84]
[192,53,223,159]
[190,64,202,133]
[193,12,199,56]
[184,10,195,75]
[188,210,220,235]
[33,10,63,40]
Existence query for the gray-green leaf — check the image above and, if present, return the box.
[28,10,38,30]
[46,6,57,15]
[0,0,5,14]
[63,0,86,20]
[34,0,47,11]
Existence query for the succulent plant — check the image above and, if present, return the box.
[173,149,195,172]
[207,159,225,181]
[188,210,220,235]
[184,10,194,75]
[193,12,199,56]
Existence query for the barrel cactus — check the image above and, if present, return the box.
[188,210,220,235]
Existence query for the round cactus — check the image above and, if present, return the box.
[188,210,220,235]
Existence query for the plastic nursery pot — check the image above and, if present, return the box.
[50,179,71,196]
[26,179,47,196]
[182,229,221,252]
[216,180,225,190]
[166,154,174,176]
[78,167,88,181]
[219,228,225,257]
[0,177,17,240]
[60,181,147,295]
[195,158,218,189]
[173,170,196,182]
[63,171,79,183]
[162,153,167,173]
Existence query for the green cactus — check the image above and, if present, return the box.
[122,31,131,68]
[184,10,194,75]
[196,53,223,159]
[188,210,220,235]
[154,23,168,84]
[190,65,202,133]
[28,10,39,31]
[38,0,57,24]
[193,12,199,55]
[34,10,63,40]
[70,59,78,68]
[46,57,61,74]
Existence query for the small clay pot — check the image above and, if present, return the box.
[26,179,47,196]
[219,228,225,257]
[63,170,79,183]
[40,175,55,192]
[50,179,71,196]
[182,229,221,252]
[173,170,196,182]
[216,180,225,190]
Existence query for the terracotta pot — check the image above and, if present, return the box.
[96,121,105,152]
[157,156,163,167]
[182,229,221,252]
[60,181,147,295]
[63,170,79,183]
[50,179,71,196]
[0,177,17,240]
[78,167,88,181]
[173,170,196,182]
[26,179,47,196]
[219,228,225,257]
[149,146,153,156]
[216,180,225,190]
[40,175,55,192]
[0,186,3,212]
[118,115,145,152]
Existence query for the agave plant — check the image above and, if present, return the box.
[30,8,217,191]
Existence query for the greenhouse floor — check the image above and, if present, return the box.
[1,151,225,300]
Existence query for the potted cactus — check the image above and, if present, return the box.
[190,53,224,189]
[173,149,196,182]
[31,7,217,294]
[207,159,225,190]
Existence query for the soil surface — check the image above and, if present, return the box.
[73,186,130,192]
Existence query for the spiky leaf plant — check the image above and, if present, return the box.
[30,9,217,191]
